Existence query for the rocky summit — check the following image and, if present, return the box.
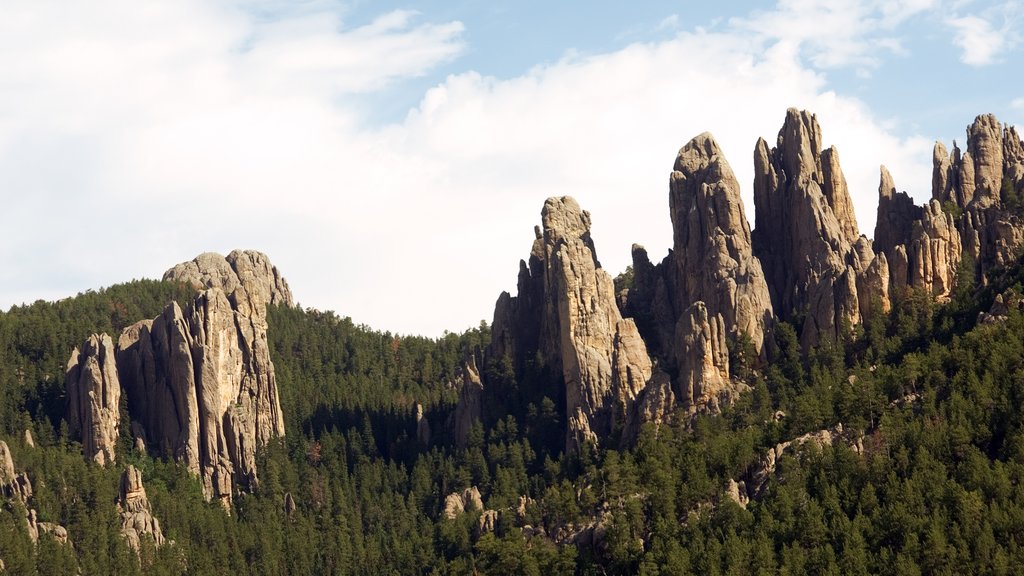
[64,250,291,507]
[8,108,1024,574]
[465,109,1024,453]
[488,197,654,453]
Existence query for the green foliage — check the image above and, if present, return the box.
[613,265,635,295]
[7,255,1024,574]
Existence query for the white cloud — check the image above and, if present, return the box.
[731,0,933,70]
[946,1,1022,66]
[947,14,1005,64]
[1013,97,1024,109]
[0,1,935,336]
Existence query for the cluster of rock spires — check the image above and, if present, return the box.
[64,250,292,506]
[458,109,1024,453]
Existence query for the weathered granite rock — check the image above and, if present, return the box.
[979,288,1024,324]
[675,302,734,414]
[443,486,484,519]
[621,370,674,445]
[485,197,656,452]
[908,201,962,300]
[886,114,1024,298]
[415,403,431,447]
[0,442,14,485]
[284,492,297,520]
[452,356,484,449]
[667,133,774,355]
[115,252,289,506]
[744,424,848,500]
[66,334,121,466]
[752,109,887,347]
[117,465,166,553]
[966,114,1004,210]
[163,249,294,312]
[22,430,33,449]
[476,509,499,537]
[0,441,69,547]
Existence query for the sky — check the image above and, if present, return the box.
[1,0,1022,337]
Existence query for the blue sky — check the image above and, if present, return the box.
[1,1,1022,335]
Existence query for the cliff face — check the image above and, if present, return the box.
[751,109,890,347]
[876,114,1024,300]
[65,250,290,507]
[486,197,656,452]
[65,334,121,466]
[625,132,771,413]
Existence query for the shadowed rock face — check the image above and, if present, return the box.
[486,197,655,452]
[65,334,121,466]
[667,133,773,356]
[751,108,889,348]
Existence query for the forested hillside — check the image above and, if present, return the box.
[0,251,1022,574]
[2,110,1024,575]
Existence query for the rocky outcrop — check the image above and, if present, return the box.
[65,334,121,466]
[622,133,772,421]
[485,197,656,452]
[752,108,889,347]
[117,286,286,506]
[675,303,741,414]
[163,250,294,312]
[978,288,1024,324]
[102,251,290,506]
[621,370,674,445]
[666,133,774,355]
[443,486,484,519]
[451,357,484,448]
[117,465,166,553]
[415,404,431,447]
[877,114,1024,301]
[741,424,855,501]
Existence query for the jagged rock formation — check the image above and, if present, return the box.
[876,114,1024,301]
[58,251,290,507]
[948,117,1024,281]
[65,334,121,466]
[443,486,484,519]
[117,465,166,553]
[415,404,431,447]
[451,356,483,448]
[619,133,772,424]
[117,285,286,506]
[666,133,774,355]
[675,302,741,414]
[979,288,1024,324]
[486,197,655,452]
[163,250,294,311]
[741,424,858,501]
[752,108,890,347]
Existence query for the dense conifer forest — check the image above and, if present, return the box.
[0,251,1023,574]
